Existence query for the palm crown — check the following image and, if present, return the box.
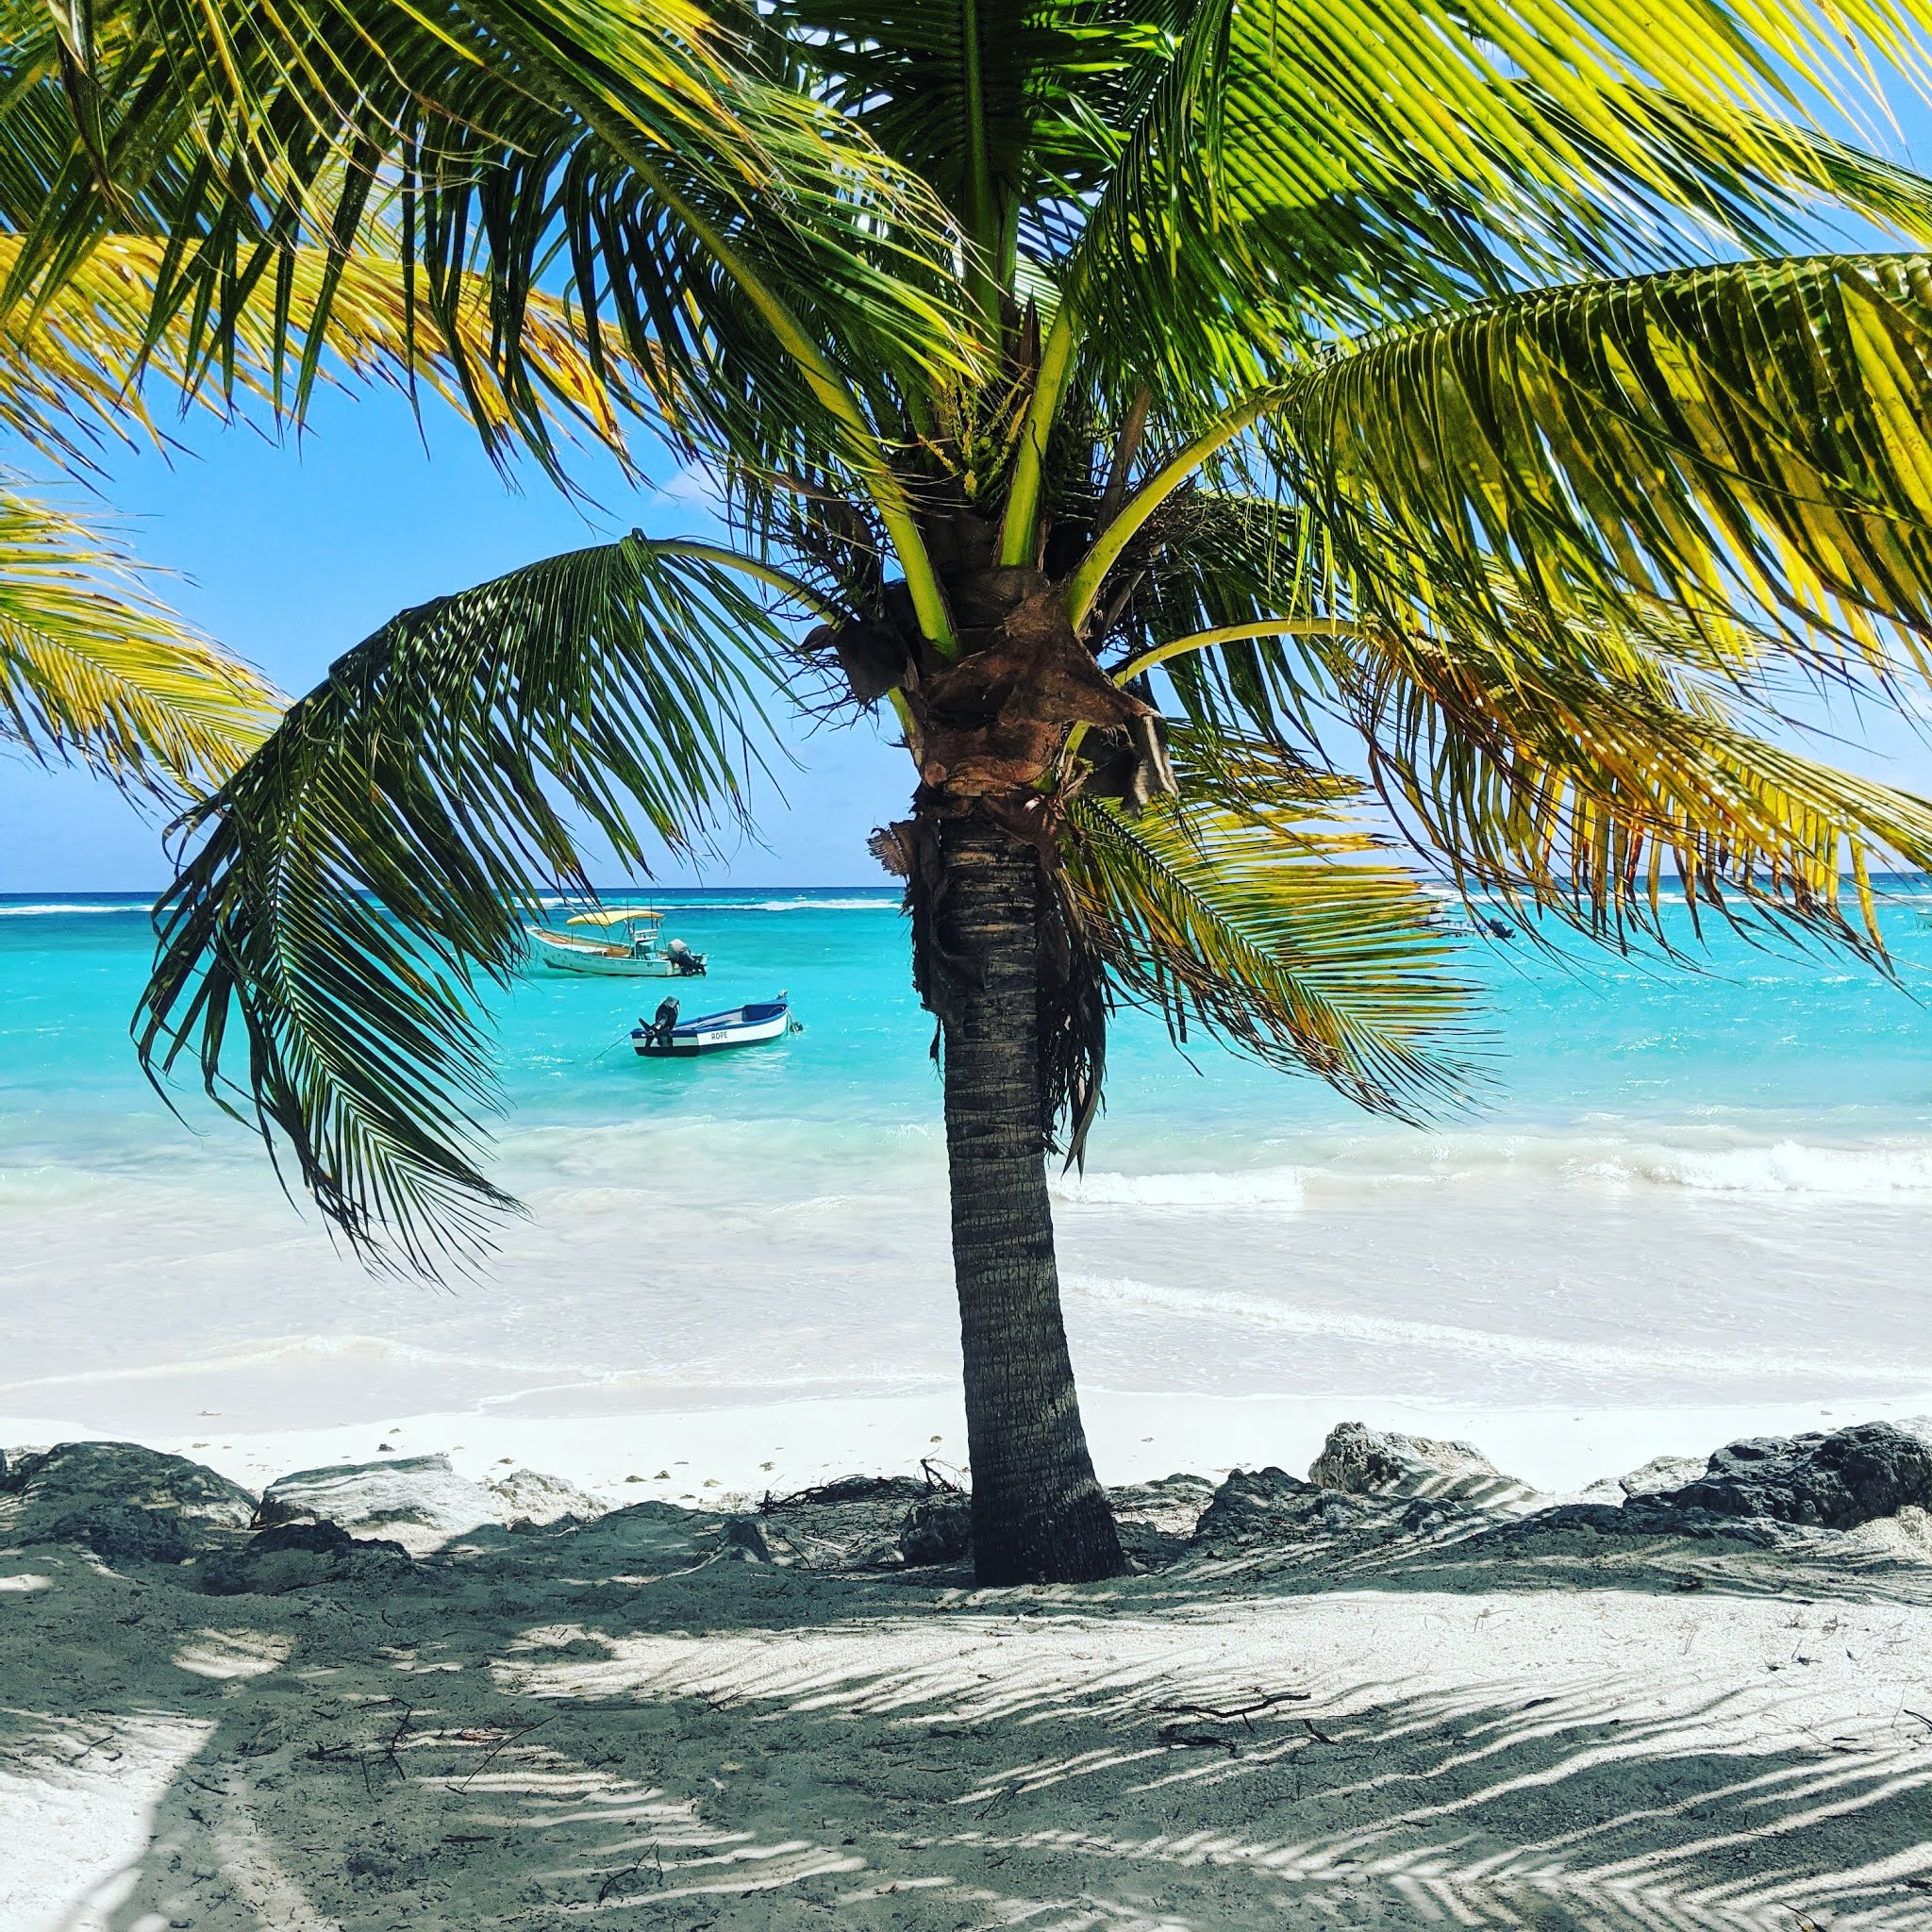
[38,0,1932,1578]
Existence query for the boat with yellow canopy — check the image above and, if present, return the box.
[525,906,708,978]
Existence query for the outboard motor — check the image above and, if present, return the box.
[664,937,706,976]
[644,996,680,1047]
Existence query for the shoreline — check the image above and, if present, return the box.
[10,1385,1932,1506]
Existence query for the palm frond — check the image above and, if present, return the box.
[1265,252,1932,674]
[0,480,278,790]
[1067,0,1932,395]
[1064,762,1475,1118]
[135,532,792,1270]
[0,0,982,482]
[1344,612,1932,951]
[0,228,658,472]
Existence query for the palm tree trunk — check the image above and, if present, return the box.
[935,811,1124,1584]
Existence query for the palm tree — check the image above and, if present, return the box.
[91,0,1932,1582]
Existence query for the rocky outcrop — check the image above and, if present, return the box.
[898,1495,972,1566]
[720,1516,786,1562]
[1108,1474,1220,1566]
[0,1441,258,1564]
[1619,1454,1707,1499]
[488,1468,604,1527]
[1195,1468,1391,1548]
[200,1520,414,1595]
[41,1505,195,1566]
[258,1455,507,1555]
[1660,1423,1932,1530]
[1308,1423,1540,1511]
[2,1440,258,1528]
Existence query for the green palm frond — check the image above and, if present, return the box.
[1041,0,1932,409]
[1266,252,1932,673]
[0,228,659,471]
[0,481,278,790]
[0,0,981,481]
[1108,491,1336,745]
[1344,612,1932,949]
[136,533,792,1270]
[1065,766,1475,1118]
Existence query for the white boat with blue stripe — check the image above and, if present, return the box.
[632,993,796,1058]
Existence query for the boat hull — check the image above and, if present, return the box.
[633,1002,791,1056]
[528,930,704,977]
[540,948,687,977]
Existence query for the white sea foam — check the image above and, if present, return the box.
[1054,1166,1307,1210]
[1053,1133,1932,1213]
[745,897,897,912]
[529,894,895,913]
[0,901,147,916]
[1605,1141,1932,1198]
[0,1334,571,1396]
[1062,1274,1932,1382]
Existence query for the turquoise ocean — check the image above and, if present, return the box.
[5,886,1932,1440]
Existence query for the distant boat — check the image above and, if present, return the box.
[526,907,708,977]
[632,994,796,1057]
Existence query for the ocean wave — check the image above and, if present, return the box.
[1054,1166,1307,1210]
[1603,1141,1932,1197]
[530,895,895,914]
[1051,1134,1932,1210]
[0,901,148,916]
[740,897,897,911]
[0,1333,591,1395]
[1063,1274,1931,1379]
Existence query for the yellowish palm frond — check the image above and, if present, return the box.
[0,484,280,793]
[1065,773,1476,1119]
[1346,616,1932,951]
[0,230,662,471]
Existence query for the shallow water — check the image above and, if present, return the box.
[5,886,1931,1435]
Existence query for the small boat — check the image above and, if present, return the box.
[526,906,707,978]
[632,994,797,1057]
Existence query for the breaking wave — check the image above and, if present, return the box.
[0,901,148,916]
[1055,1133,1932,1210]
[1572,1140,1932,1199]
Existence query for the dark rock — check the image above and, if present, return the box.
[899,1495,973,1566]
[0,1440,257,1528]
[39,1504,192,1566]
[254,1519,357,1555]
[1,1441,257,1563]
[721,1516,781,1562]
[1660,1422,1932,1530]
[1110,1474,1218,1536]
[1460,1500,1790,1551]
[1308,1423,1540,1511]
[1109,1474,1219,1567]
[200,1519,413,1595]
[746,1474,961,1572]
[1193,1467,1375,1546]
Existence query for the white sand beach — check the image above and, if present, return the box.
[5,1399,1931,1932]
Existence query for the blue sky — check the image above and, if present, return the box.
[0,387,912,890]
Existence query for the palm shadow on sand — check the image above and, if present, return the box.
[6,1498,1930,1932]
